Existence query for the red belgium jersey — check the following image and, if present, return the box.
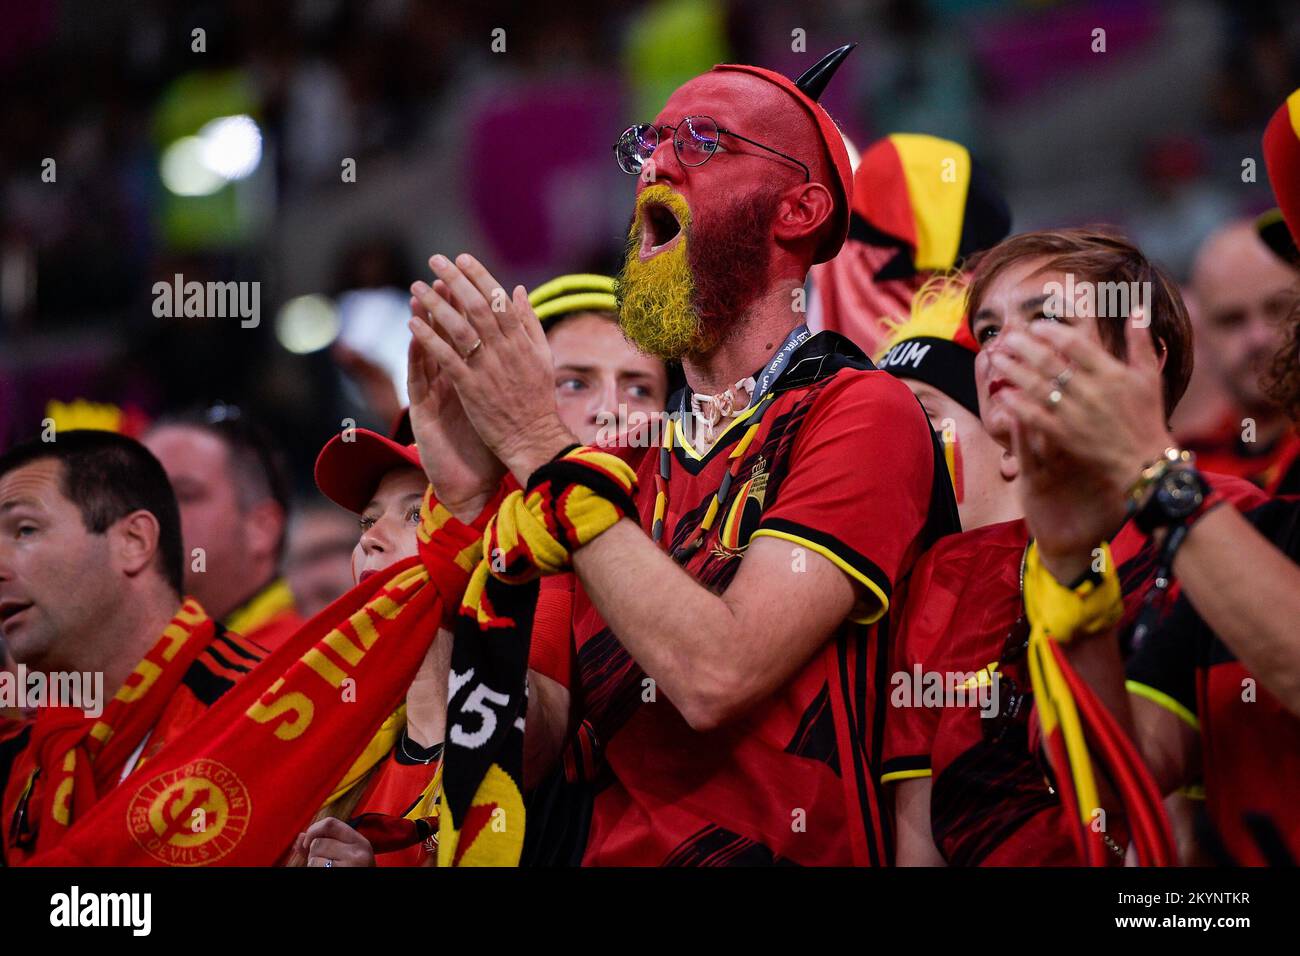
[883,473,1268,865]
[569,335,956,866]
[351,743,443,867]
[1184,415,1300,494]
[1127,497,1300,865]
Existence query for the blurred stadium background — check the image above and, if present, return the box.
[1,0,1297,491]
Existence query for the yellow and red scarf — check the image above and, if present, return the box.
[1023,542,1176,866]
[23,489,485,866]
[438,446,638,866]
[3,600,217,863]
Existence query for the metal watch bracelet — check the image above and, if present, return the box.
[1126,446,1194,513]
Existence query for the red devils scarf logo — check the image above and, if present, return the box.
[23,490,485,866]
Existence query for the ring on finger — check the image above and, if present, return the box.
[462,338,484,361]
[1047,388,1064,407]
[1051,364,1074,390]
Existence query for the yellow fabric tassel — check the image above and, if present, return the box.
[1023,541,1123,828]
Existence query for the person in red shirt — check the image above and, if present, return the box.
[294,275,670,867]
[406,47,959,865]
[0,431,267,864]
[289,427,453,867]
[518,275,673,864]
[992,89,1300,866]
[1179,219,1300,493]
[883,227,1268,866]
[523,273,670,772]
[144,405,304,651]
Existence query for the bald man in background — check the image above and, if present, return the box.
[1180,219,1300,491]
[144,407,304,651]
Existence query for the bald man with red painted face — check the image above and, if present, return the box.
[407,49,957,866]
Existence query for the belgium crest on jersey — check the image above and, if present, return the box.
[715,454,769,555]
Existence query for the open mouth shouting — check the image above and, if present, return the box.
[639,200,684,262]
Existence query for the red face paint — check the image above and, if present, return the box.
[706,63,854,263]
[639,72,843,299]
[686,186,783,331]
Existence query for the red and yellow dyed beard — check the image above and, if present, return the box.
[616,183,782,362]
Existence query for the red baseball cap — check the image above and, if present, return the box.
[314,428,423,515]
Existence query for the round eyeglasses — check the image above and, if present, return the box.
[613,115,810,181]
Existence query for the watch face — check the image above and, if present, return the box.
[1156,470,1204,519]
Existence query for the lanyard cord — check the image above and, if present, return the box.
[652,325,810,563]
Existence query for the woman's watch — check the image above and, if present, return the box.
[1133,460,1220,535]
[1126,446,1194,514]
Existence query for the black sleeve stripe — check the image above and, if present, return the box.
[756,517,893,600]
[881,757,933,784]
[181,660,237,706]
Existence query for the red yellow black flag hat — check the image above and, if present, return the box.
[712,44,857,264]
[852,133,1011,280]
[1261,88,1300,265]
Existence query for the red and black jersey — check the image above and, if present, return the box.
[134,624,269,768]
[883,473,1268,866]
[1184,416,1300,494]
[1126,497,1300,865]
[568,331,958,866]
[882,519,1076,865]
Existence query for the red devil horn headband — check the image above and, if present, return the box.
[711,44,858,262]
[795,43,857,101]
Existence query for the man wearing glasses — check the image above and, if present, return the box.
[407,48,957,865]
